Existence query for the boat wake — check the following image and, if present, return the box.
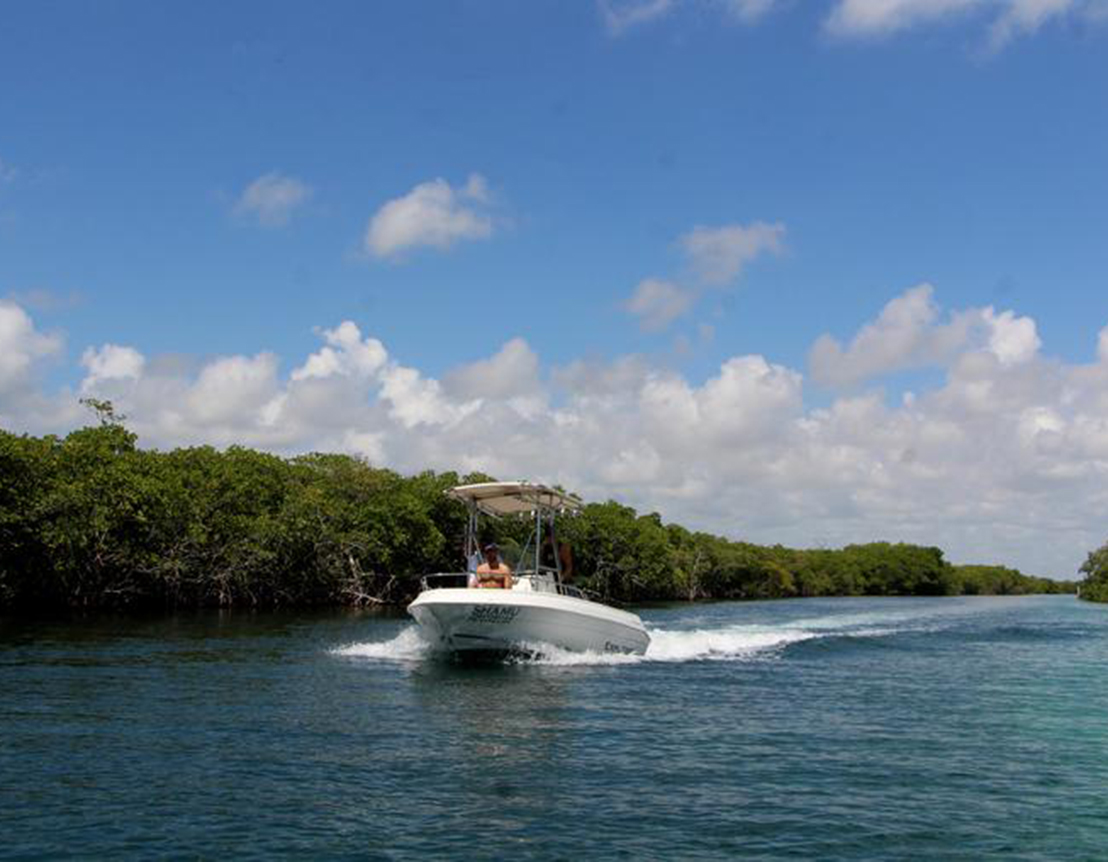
[527,619,917,666]
[332,627,432,662]
[332,607,949,667]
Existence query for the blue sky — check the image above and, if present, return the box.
[2,0,1108,577]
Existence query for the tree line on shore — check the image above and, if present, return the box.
[0,414,1077,612]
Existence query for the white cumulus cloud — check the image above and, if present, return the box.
[983,307,1041,366]
[378,364,479,429]
[623,221,786,333]
[600,0,1101,46]
[0,300,62,394]
[444,337,541,400]
[809,284,964,387]
[680,221,786,286]
[292,321,388,381]
[80,344,145,392]
[825,0,1094,47]
[233,172,313,227]
[186,353,281,425]
[625,278,695,331]
[809,284,1041,388]
[987,0,1078,49]
[826,0,984,36]
[600,0,777,32]
[365,174,495,259]
[599,0,675,34]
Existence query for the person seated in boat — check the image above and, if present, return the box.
[475,543,512,589]
[541,533,574,582]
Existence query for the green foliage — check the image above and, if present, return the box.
[1078,543,1108,602]
[0,419,1075,610]
[954,564,1073,596]
[570,503,678,601]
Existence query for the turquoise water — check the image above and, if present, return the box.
[2,595,1107,859]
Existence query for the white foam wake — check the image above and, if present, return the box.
[332,608,944,667]
[644,625,815,662]
[524,612,944,667]
[520,625,816,666]
[331,626,431,661]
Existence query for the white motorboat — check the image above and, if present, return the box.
[408,482,650,658]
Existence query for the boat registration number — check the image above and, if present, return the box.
[468,606,520,624]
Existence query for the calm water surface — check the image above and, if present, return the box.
[2,595,1107,860]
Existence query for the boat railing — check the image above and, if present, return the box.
[420,572,470,590]
[510,570,588,600]
[419,570,589,600]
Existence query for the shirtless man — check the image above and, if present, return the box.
[475,543,512,589]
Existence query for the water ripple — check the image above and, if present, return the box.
[4,596,1107,859]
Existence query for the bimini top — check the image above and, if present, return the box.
[446,482,582,516]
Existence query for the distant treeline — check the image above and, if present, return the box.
[0,417,1076,611]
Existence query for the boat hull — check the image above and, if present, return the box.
[407,588,650,656]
